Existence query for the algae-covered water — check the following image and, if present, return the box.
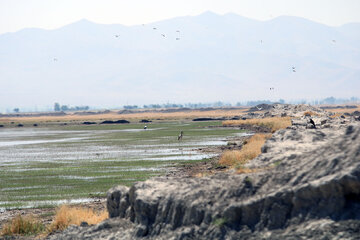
[0,121,243,209]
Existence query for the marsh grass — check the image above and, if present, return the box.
[0,121,241,209]
[223,117,291,132]
[49,205,108,232]
[219,134,272,167]
[1,215,45,236]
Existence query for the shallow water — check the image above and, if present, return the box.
[0,122,244,208]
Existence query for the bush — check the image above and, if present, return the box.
[219,134,271,167]
[49,205,108,232]
[1,215,45,236]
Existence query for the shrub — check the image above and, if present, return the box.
[219,133,271,167]
[48,205,108,232]
[1,215,45,236]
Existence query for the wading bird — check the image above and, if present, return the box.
[178,131,183,141]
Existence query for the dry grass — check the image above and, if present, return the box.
[0,108,249,123]
[48,205,108,232]
[323,105,360,114]
[303,111,320,117]
[1,215,45,236]
[223,117,292,132]
[219,133,272,167]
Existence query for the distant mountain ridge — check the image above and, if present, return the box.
[0,12,359,111]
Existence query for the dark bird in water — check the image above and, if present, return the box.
[178,131,183,141]
[309,118,316,128]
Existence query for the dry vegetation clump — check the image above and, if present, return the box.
[219,134,272,167]
[222,117,291,132]
[49,205,108,232]
[1,215,45,236]
[303,111,320,117]
[329,113,344,118]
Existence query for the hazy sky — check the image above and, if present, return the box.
[1,0,360,34]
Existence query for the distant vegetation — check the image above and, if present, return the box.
[54,102,89,112]
[2,97,359,114]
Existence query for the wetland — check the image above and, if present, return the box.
[0,121,244,210]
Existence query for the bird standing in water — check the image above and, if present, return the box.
[178,131,183,141]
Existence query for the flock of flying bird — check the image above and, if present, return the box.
[52,23,338,96]
[114,24,181,41]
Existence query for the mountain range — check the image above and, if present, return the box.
[0,11,359,111]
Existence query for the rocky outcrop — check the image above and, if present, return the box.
[50,121,360,239]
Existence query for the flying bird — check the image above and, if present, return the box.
[161,34,166,37]
[292,67,296,72]
[53,58,58,61]
[176,38,180,40]
[114,35,120,38]
[153,27,157,30]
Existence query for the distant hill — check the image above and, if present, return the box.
[0,12,359,111]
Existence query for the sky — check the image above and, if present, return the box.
[1,0,360,34]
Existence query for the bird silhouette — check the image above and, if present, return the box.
[309,118,316,128]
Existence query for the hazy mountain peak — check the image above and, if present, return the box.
[0,13,359,111]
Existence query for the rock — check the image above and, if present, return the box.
[248,104,273,112]
[353,111,360,116]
